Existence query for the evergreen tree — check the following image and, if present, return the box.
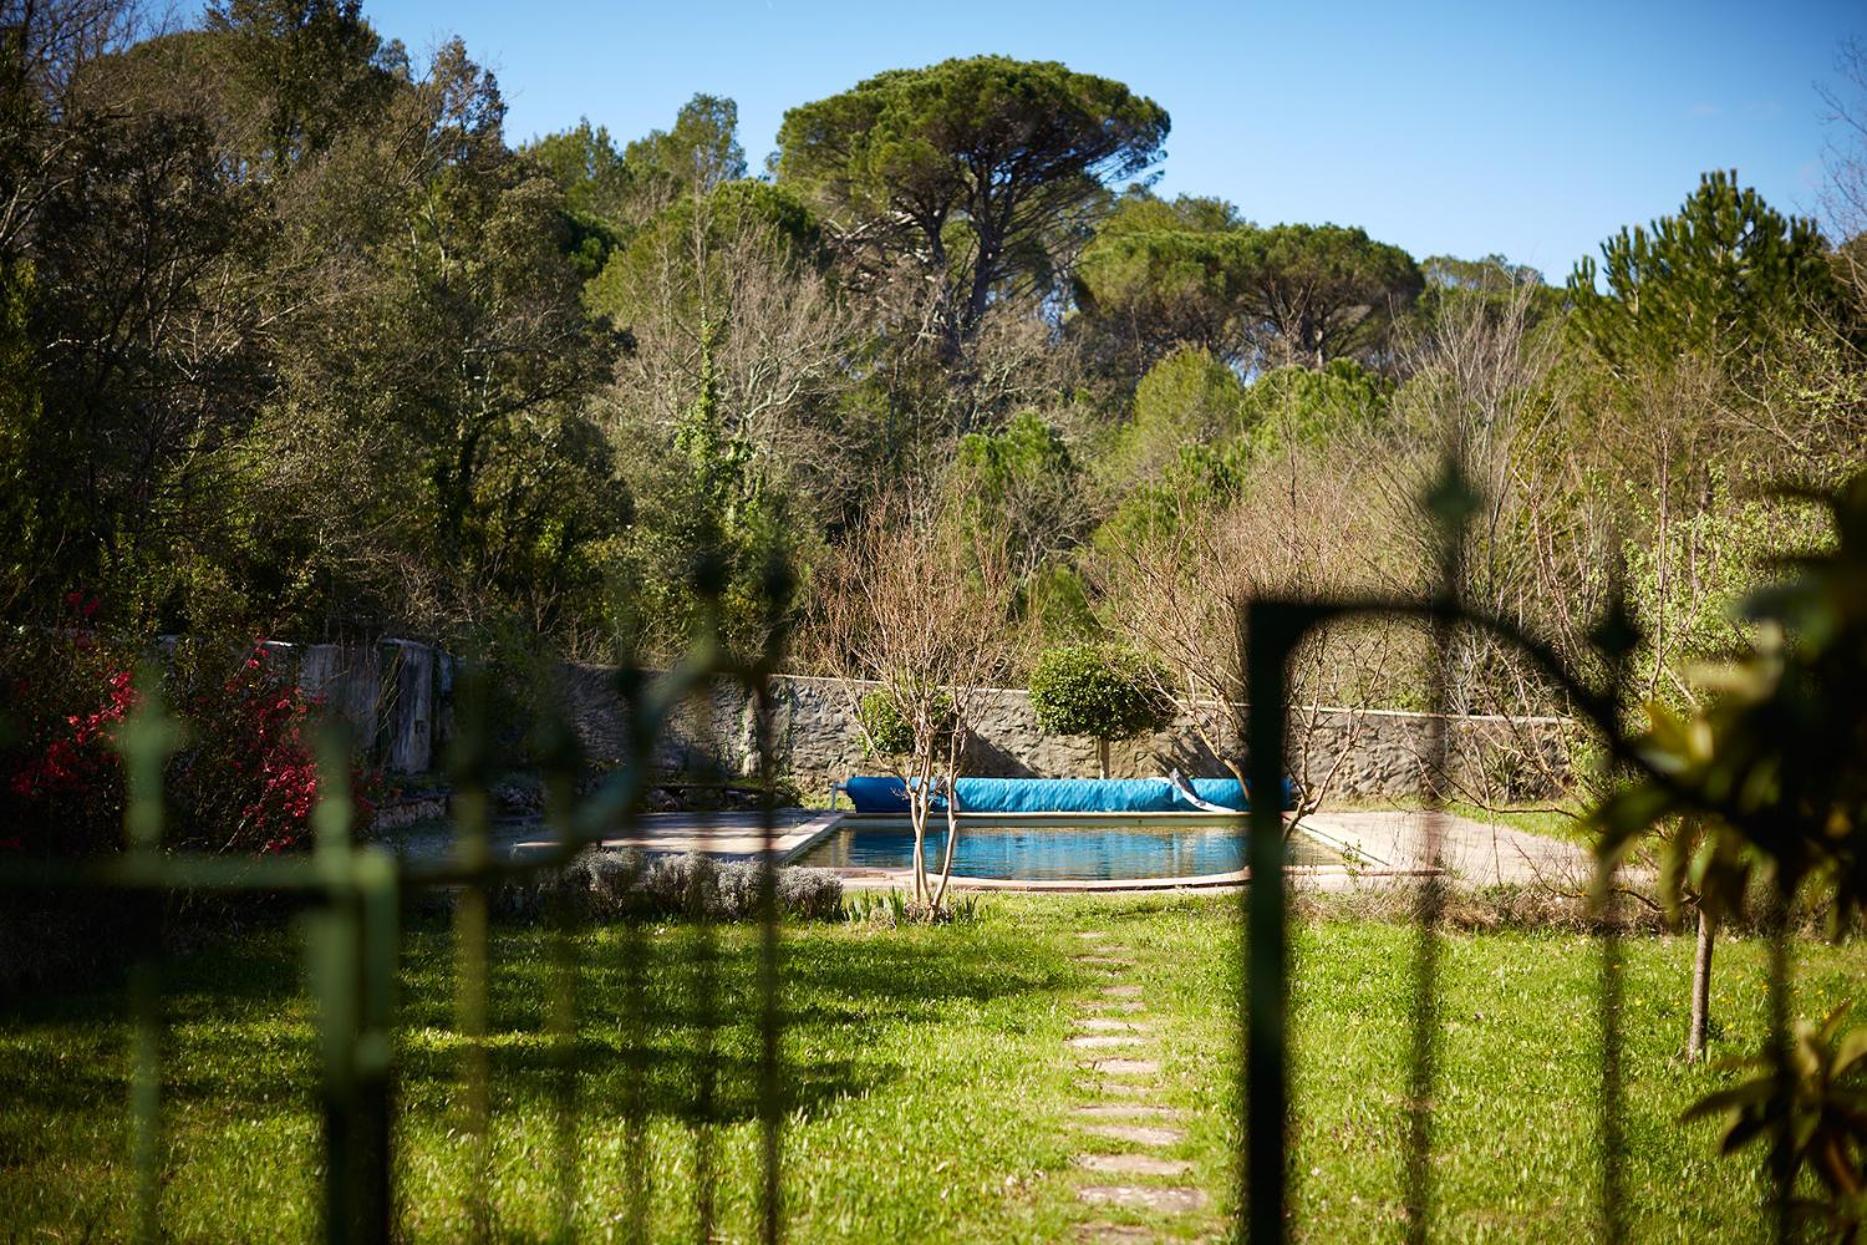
[1568,170,1838,373]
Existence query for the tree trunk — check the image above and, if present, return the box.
[908,797,927,907]
[1097,737,1110,780]
[931,784,960,913]
[908,752,933,906]
[1687,904,1715,1062]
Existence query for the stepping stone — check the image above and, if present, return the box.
[1077,1223,1158,1243]
[1084,1080,1154,1098]
[1075,931,1108,941]
[1068,1035,1144,1050]
[1077,1185,1208,1213]
[1080,999,1145,1015]
[1074,1018,1147,1033]
[1076,956,1134,968]
[1101,985,1142,998]
[1077,1225,1157,1244]
[1081,1123,1185,1147]
[1071,1104,1182,1121]
[1088,1058,1160,1076]
[1077,1153,1193,1177]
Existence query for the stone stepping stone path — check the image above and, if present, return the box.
[1071,1104,1181,1122]
[1077,1153,1192,1177]
[1076,1224,1158,1244]
[1081,1123,1186,1147]
[1077,1018,1144,1033]
[1079,1185,1209,1213]
[1068,1034,1146,1050]
[1063,938,1210,1238]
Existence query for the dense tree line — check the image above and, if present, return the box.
[3,0,1864,733]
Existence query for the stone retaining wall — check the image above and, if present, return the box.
[252,640,1570,798]
[564,669,1571,803]
[250,639,453,775]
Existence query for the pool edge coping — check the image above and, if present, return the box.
[787,811,1441,892]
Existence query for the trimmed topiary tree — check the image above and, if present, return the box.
[1028,643,1173,778]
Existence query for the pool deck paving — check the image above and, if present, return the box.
[380,809,840,865]
[1299,808,1592,889]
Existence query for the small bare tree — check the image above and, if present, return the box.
[1819,37,1867,309]
[815,504,1013,912]
[1091,436,1408,815]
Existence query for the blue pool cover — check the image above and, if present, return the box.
[841,775,1294,815]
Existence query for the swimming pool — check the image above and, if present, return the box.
[793,815,1341,882]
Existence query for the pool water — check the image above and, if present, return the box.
[795,818,1341,882]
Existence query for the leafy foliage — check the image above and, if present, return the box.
[1073,195,1249,370]
[1681,1003,1867,1239]
[778,55,1168,337]
[856,688,951,758]
[951,410,1086,580]
[1027,643,1172,743]
[1103,347,1247,485]
[1595,470,1867,935]
[1230,223,1425,367]
[1075,203,1424,370]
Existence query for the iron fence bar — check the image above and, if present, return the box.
[357,849,398,1240]
[1597,893,1626,1245]
[542,716,582,1245]
[127,936,161,1245]
[607,662,655,1245]
[1404,475,1466,1245]
[1242,599,1313,1245]
[688,668,724,1245]
[308,732,398,1243]
[450,669,495,1243]
[1402,695,1450,1241]
[1766,897,1792,1245]
[621,859,652,1245]
[307,880,362,1238]
[119,668,180,1245]
[755,672,784,1245]
[1593,606,1631,1245]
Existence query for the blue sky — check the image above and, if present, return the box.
[348,0,1863,278]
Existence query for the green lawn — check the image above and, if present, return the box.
[0,896,1858,1242]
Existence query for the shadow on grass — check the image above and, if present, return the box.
[2,911,1071,1136]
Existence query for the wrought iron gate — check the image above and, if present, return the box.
[1,464,1814,1243]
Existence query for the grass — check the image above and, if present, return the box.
[0,896,1860,1242]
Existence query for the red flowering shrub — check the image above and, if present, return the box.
[166,642,376,854]
[7,665,136,798]
[0,602,136,855]
[0,616,376,858]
